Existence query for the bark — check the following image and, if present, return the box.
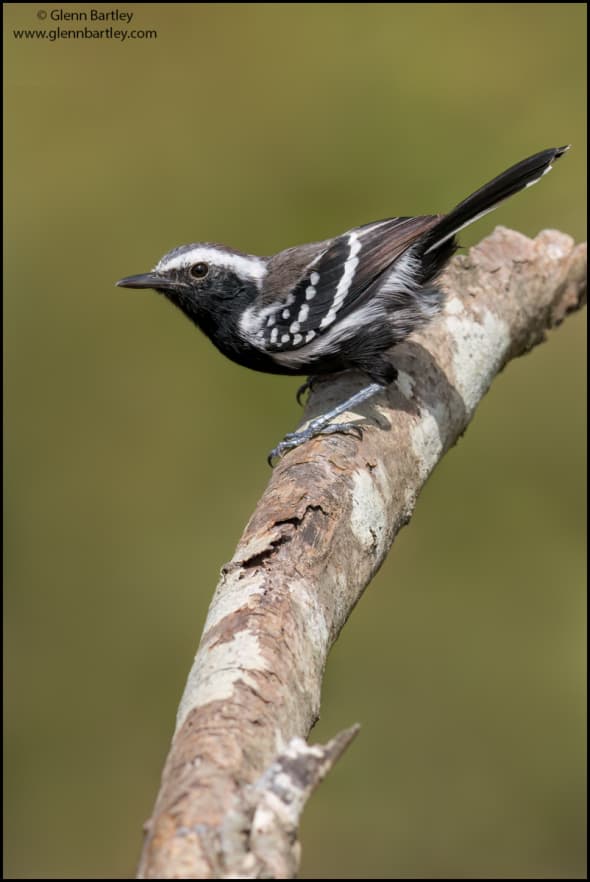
[137,227,586,879]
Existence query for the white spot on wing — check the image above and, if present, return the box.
[298,303,310,323]
[274,300,388,367]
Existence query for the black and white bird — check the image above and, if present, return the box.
[117,146,569,463]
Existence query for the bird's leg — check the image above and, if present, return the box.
[268,381,386,465]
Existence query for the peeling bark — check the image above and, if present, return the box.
[137,227,586,879]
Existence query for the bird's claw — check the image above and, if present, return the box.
[295,377,316,406]
[267,421,364,467]
[320,422,364,440]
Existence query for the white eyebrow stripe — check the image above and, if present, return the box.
[156,246,267,283]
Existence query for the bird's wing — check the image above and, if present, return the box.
[252,215,440,352]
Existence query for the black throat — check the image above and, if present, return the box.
[163,278,290,374]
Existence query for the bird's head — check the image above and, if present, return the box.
[116,243,267,328]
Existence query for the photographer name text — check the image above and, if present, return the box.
[47,9,135,24]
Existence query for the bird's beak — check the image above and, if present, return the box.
[116,272,176,291]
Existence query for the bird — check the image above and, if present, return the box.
[117,146,569,464]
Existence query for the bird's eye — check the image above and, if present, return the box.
[190,262,209,279]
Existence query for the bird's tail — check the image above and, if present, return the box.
[424,145,570,255]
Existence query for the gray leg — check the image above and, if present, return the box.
[268,382,384,465]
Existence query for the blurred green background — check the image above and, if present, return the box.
[4,3,586,879]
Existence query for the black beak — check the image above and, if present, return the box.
[116,272,176,291]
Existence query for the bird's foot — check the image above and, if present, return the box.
[268,381,384,465]
[267,421,363,466]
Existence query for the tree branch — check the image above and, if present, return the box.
[137,227,586,879]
